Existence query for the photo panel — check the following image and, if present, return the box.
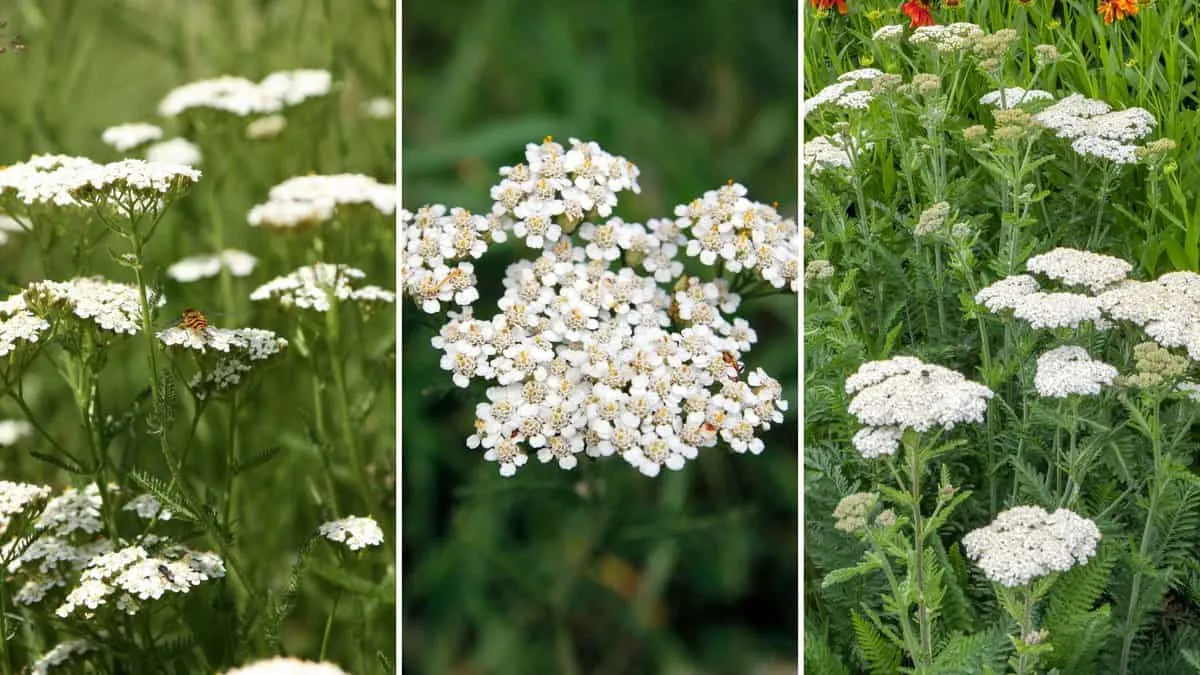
[400,0,800,672]
[804,1,1198,673]
[0,2,397,672]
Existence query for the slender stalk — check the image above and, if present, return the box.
[1119,397,1162,675]
[0,574,11,675]
[130,235,178,481]
[867,530,921,664]
[325,300,371,511]
[222,391,240,529]
[319,590,342,661]
[908,442,933,669]
[1015,584,1036,675]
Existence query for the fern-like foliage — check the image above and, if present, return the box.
[930,623,1010,675]
[805,621,853,675]
[852,608,902,674]
[1042,543,1116,673]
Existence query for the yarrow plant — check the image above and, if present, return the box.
[403,137,796,478]
[806,3,1200,674]
[0,5,395,670]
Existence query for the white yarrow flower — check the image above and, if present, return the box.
[846,357,993,433]
[145,138,203,167]
[101,123,163,152]
[1026,247,1131,292]
[319,516,385,551]
[167,250,258,282]
[962,505,1101,587]
[221,657,349,675]
[1034,346,1118,398]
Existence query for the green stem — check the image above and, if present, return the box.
[908,441,933,669]
[130,237,178,481]
[0,574,11,675]
[1119,397,1162,675]
[1015,584,1036,675]
[867,530,921,664]
[138,399,206,543]
[325,301,370,512]
[222,391,239,529]
[319,590,342,661]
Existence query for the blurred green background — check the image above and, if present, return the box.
[0,0,395,671]
[401,1,798,673]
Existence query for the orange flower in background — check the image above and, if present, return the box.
[1098,0,1139,23]
[810,0,849,14]
[901,0,935,27]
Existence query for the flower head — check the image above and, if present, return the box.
[1026,247,1131,293]
[319,516,385,551]
[166,250,258,283]
[1034,346,1118,398]
[901,0,935,28]
[30,640,92,675]
[250,263,394,312]
[1098,0,1139,24]
[962,505,1101,586]
[810,0,848,14]
[145,138,202,167]
[0,480,51,533]
[24,277,165,335]
[248,174,394,228]
[846,356,993,433]
[101,123,163,152]
[833,492,878,533]
[158,69,332,117]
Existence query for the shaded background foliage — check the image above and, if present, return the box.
[0,0,395,670]
[401,0,799,672]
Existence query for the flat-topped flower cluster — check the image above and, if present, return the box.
[403,137,795,477]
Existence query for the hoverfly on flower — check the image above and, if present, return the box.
[156,308,226,335]
[720,351,745,379]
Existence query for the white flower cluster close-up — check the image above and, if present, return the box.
[0,292,50,357]
[404,138,793,477]
[157,324,287,358]
[0,154,102,207]
[962,505,1101,587]
[845,356,993,458]
[804,133,868,175]
[23,277,165,335]
[803,68,882,117]
[56,543,226,618]
[674,182,799,291]
[0,479,51,532]
[1,483,219,615]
